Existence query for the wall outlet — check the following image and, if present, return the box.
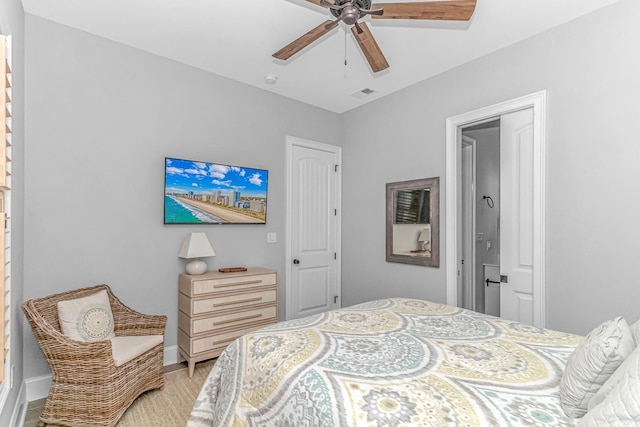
[266,232,277,244]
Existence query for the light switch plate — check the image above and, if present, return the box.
[267,232,277,243]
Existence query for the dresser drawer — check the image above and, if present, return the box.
[179,305,277,335]
[190,273,276,296]
[181,321,275,355]
[180,289,277,316]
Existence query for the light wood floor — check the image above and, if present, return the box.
[23,398,46,427]
[23,362,189,427]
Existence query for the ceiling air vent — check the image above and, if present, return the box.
[351,88,375,99]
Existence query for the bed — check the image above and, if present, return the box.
[187,297,583,426]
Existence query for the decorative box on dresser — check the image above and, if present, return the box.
[178,267,278,377]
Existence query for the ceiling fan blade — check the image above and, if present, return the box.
[273,20,339,61]
[351,22,389,73]
[371,0,476,21]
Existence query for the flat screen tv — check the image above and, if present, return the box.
[164,157,269,224]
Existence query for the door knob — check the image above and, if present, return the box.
[293,259,300,265]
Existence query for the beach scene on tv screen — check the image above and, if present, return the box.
[164,158,268,224]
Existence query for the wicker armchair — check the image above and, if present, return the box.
[22,284,167,427]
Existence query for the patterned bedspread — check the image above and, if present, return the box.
[188,298,583,426]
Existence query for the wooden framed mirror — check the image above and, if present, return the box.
[386,177,440,267]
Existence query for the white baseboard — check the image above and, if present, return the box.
[21,345,180,405]
[24,373,51,403]
[164,344,179,366]
[8,382,26,427]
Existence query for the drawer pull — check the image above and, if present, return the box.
[210,338,232,346]
[214,279,262,289]
[212,296,262,307]
[212,313,262,326]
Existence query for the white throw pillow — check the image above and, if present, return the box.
[631,320,640,346]
[57,289,115,342]
[579,342,640,426]
[559,316,635,418]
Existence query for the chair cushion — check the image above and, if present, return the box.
[559,316,635,418]
[580,343,640,426]
[57,289,115,342]
[110,335,164,367]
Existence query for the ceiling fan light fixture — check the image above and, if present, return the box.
[341,5,360,25]
[264,74,278,84]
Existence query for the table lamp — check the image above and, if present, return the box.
[418,228,431,251]
[178,232,216,275]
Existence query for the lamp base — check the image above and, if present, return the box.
[185,259,208,275]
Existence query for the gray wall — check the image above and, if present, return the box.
[0,0,23,423]
[342,0,640,336]
[22,15,342,378]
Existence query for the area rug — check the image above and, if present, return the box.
[116,360,216,427]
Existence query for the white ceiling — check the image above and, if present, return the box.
[21,0,619,113]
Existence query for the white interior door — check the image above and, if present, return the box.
[500,108,535,325]
[286,137,341,320]
[460,137,476,310]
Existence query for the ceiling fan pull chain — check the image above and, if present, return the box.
[344,25,347,66]
[343,23,348,78]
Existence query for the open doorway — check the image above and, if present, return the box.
[445,91,547,328]
[459,119,500,316]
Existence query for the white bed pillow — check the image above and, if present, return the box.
[631,320,640,345]
[588,343,640,410]
[559,316,635,418]
[57,289,115,342]
[579,342,640,426]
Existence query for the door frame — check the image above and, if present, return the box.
[285,135,342,320]
[445,91,547,328]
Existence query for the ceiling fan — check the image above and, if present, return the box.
[273,0,477,73]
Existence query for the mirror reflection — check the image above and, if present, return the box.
[394,189,431,224]
[386,178,440,267]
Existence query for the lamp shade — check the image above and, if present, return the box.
[418,228,431,243]
[178,233,216,259]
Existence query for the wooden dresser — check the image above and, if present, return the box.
[178,267,278,377]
